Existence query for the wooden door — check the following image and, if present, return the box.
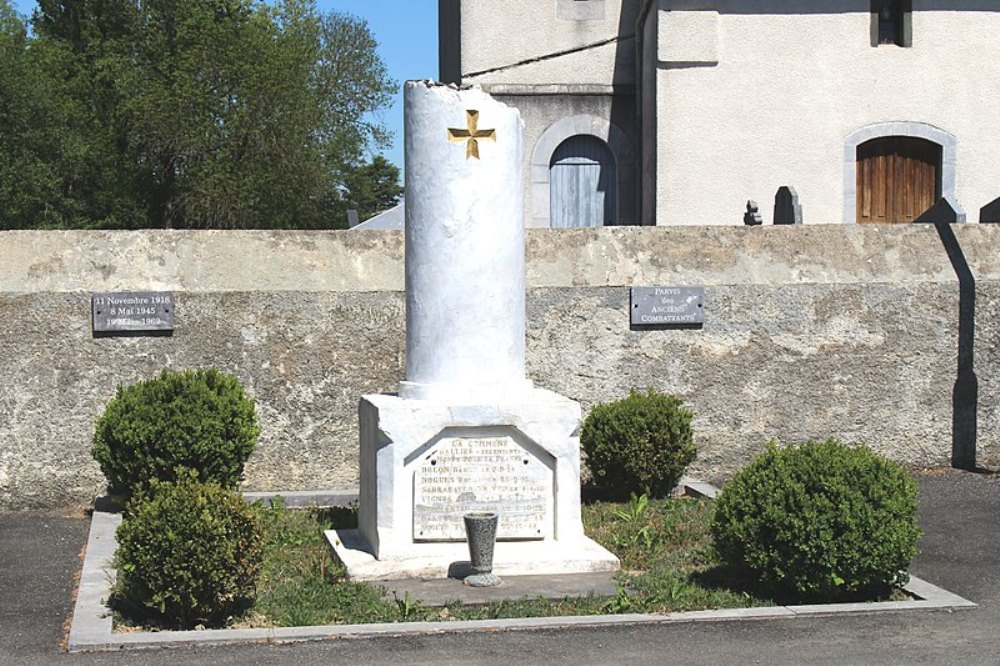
[857,137,940,224]
[550,135,616,228]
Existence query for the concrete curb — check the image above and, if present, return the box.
[67,488,977,653]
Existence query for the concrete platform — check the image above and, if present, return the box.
[375,572,624,606]
[327,528,620,582]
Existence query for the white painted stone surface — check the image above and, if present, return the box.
[401,81,532,402]
[345,390,618,577]
[413,435,551,541]
[328,527,619,581]
[347,83,618,579]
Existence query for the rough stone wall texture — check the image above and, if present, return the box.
[2,225,998,509]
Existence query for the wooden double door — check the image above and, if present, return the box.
[856,137,941,224]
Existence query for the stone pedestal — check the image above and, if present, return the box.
[328,390,617,580]
[327,82,618,580]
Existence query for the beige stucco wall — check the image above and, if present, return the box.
[651,4,1000,225]
[490,92,638,227]
[454,1,640,228]
[459,0,634,86]
[3,227,1000,510]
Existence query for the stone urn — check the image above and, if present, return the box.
[463,511,501,587]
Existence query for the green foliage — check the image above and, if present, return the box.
[711,439,922,603]
[1,0,396,229]
[253,499,404,626]
[614,492,650,524]
[581,389,697,500]
[91,368,259,497]
[112,474,264,628]
[610,493,655,551]
[585,494,715,574]
[338,155,403,224]
[113,494,770,629]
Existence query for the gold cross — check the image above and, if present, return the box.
[447,110,496,160]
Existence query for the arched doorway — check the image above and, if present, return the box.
[549,135,617,228]
[856,136,942,224]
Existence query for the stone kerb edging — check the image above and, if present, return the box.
[67,486,977,653]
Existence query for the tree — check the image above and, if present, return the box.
[0,1,134,228]
[2,0,396,229]
[339,155,403,225]
[0,2,48,228]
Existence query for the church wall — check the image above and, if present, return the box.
[458,0,635,86]
[2,226,999,509]
[638,0,659,225]
[651,5,1000,225]
[489,92,638,227]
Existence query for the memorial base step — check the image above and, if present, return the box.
[326,528,619,582]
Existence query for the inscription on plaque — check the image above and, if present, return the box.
[413,436,552,541]
[631,286,705,326]
[93,292,174,333]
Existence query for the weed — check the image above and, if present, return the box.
[113,494,775,630]
[614,492,649,524]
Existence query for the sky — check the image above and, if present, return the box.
[11,0,440,170]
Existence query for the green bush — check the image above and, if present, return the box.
[113,474,264,628]
[711,439,921,602]
[92,368,259,497]
[581,388,696,500]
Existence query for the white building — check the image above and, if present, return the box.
[439,1,1000,227]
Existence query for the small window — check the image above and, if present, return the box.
[871,0,912,47]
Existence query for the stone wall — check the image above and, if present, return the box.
[2,225,998,510]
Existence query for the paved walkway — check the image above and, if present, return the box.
[2,470,997,665]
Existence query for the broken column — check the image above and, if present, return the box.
[327,81,618,580]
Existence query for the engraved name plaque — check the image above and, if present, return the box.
[92,292,174,333]
[413,436,552,541]
[631,286,705,326]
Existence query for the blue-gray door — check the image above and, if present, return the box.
[549,135,616,228]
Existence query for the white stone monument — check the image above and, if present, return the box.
[327,81,618,581]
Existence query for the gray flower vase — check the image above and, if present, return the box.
[463,511,501,587]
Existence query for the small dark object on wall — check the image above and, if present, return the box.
[979,196,1000,224]
[773,186,803,225]
[914,196,966,224]
[744,200,763,226]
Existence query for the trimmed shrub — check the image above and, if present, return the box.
[581,388,696,500]
[711,439,921,602]
[92,368,259,497]
[113,474,264,628]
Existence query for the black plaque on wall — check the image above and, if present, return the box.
[630,286,705,328]
[92,292,174,335]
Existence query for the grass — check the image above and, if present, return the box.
[237,493,769,628]
[118,489,918,630]
[110,490,915,630]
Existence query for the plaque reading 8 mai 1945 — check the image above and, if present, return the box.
[630,286,705,326]
[92,292,174,333]
[413,436,551,542]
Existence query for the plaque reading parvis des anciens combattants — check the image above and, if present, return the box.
[92,292,174,334]
[631,286,705,326]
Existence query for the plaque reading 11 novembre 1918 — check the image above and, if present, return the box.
[92,292,174,333]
